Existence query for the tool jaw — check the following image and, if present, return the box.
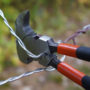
[15,10,36,40]
[15,10,58,66]
[15,10,36,64]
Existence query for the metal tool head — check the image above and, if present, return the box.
[15,10,36,64]
[15,10,57,66]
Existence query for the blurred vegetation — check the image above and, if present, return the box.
[0,0,90,77]
[67,85,82,90]
[47,73,63,84]
[79,65,90,75]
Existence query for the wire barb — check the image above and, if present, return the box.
[64,25,90,44]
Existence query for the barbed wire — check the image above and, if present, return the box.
[0,9,90,85]
[64,24,90,44]
[0,67,55,85]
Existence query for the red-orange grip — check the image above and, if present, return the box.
[57,43,79,57]
[57,62,85,86]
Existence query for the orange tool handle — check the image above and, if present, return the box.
[57,62,90,89]
[57,43,90,61]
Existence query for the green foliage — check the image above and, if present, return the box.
[1,0,12,5]
[47,74,63,83]
[0,83,10,90]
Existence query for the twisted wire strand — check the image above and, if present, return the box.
[0,67,55,85]
[64,24,90,44]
